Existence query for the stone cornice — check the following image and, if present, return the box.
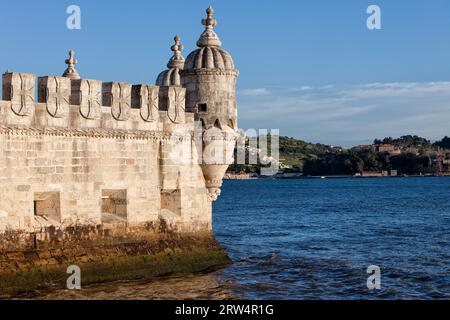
[0,125,194,141]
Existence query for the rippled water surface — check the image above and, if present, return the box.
[37,178,450,300]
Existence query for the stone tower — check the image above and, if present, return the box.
[182,6,238,130]
[182,7,239,201]
[0,7,238,294]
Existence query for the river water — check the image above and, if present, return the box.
[35,178,449,300]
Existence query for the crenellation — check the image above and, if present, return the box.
[0,79,190,132]
[2,72,36,117]
[70,79,102,119]
[102,82,132,121]
[37,76,71,119]
[158,86,186,125]
[132,84,160,123]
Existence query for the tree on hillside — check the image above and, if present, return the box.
[434,136,450,149]
[374,135,432,148]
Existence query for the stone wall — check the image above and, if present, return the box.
[0,223,230,297]
[0,72,213,244]
[0,70,231,295]
[182,69,238,130]
[0,7,239,295]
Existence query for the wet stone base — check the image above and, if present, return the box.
[0,224,231,298]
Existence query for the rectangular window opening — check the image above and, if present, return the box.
[101,189,127,223]
[160,189,181,216]
[34,191,61,223]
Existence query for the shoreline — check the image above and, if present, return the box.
[225,174,450,180]
[0,227,231,298]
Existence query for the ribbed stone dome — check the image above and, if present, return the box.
[185,47,234,70]
[184,7,235,71]
[156,68,181,87]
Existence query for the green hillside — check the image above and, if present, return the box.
[227,135,450,176]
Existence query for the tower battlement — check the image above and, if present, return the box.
[0,71,191,132]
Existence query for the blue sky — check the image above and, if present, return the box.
[1,0,450,146]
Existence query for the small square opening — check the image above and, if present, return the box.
[161,190,181,215]
[34,192,61,222]
[197,103,207,113]
[101,189,127,222]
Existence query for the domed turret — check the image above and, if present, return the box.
[181,7,239,201]
[181,6,238,128]
[156,36,185,86]
[184,8,234,72]
[185,46,234,70]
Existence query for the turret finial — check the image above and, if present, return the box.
[202,6,217,29]
[167,35,185,69]
[156,35,185,86]
[197,6,222,47]
[63,49,80,80]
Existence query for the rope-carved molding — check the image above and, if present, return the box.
[0,125,196,141]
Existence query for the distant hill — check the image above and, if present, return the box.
[227,134,450,176]
[228,135,333,173]
[277,136,333,169]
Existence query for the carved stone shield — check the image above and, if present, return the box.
[9,73,35,116]
[140,85,159,122]
[79,80,101,119]
[107,82,131,121]
[44,76,70,118]
[167,87,185,124]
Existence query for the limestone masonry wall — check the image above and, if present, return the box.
[0,7,237,294]
[0,72,213,239]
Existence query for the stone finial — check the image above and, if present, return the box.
[62,49,81,80]
[156,36,185,86]
[197,6,222,47]
[167,35,185,69]
[202,6,217,28]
